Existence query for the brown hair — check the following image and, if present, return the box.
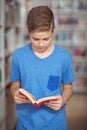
[27,6,55,33]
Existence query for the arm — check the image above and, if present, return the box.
[44,83,73,111]
[62,83,73,105]
[10,81,30,104]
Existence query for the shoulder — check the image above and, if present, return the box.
[12,44,31,58]
[55,44,72,59]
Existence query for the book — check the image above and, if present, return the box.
[18,88,58,108]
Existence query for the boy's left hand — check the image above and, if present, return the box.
[44,95,64,111]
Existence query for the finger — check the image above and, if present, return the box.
[44,104,60,111]
[44,102,62,110]
[18,94,27,99]
[44,100,60,105]
[48,100,59,104]
[15,99,29,104]
[15,91,27,99]
[46,103,61,108]
[15,97,29,104]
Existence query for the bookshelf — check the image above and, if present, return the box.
[49,0,87,93]
[0,0,6,129]
[0,0,26,129]
[0,0,26,90]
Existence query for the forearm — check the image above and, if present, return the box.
[10,82,20,98]
[62,83,73,106]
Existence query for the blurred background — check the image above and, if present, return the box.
[0,0,87,130]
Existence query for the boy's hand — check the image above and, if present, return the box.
[44,95,64,111]
[14,89,31,104]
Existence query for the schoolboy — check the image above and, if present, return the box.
[10,6,75,130]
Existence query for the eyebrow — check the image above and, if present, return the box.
[32,35,52,40]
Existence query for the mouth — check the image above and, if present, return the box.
[37,46,46,50]
[36,47,47,53]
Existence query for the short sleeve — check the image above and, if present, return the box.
[10,53,20,81]
[62,53,75,83]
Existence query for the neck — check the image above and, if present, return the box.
[34,43,54,58]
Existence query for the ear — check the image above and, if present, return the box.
[51,24,55,33]
[52,25,56,33]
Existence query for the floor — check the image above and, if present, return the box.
[66,94,87,130]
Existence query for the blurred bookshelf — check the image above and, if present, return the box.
[0,0,26,90]
[49,0,87,94]
[0,0,6,129]
[0,0,26,129]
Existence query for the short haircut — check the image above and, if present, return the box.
[27,6,55,33]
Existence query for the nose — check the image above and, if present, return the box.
[39,40,44,47]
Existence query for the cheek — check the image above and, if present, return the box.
[31,39,38,46]
[46,39,52,45]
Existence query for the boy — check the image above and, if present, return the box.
[10,6,75,130]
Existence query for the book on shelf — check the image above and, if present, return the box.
[18,88,58,108]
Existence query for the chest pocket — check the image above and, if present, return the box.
[47,76,60,91]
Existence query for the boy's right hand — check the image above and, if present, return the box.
[14,89,31,104]
[10,81,31,104]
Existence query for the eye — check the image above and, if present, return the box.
[43,38,49,41]
[33,38,39,41]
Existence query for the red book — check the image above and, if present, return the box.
[18,88,58,108]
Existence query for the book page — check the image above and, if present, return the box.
[18,88,36,104]
[36,95,58,104]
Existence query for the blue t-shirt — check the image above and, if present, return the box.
[10,43,75,130]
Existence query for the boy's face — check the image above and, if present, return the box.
[29,29,53,53]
